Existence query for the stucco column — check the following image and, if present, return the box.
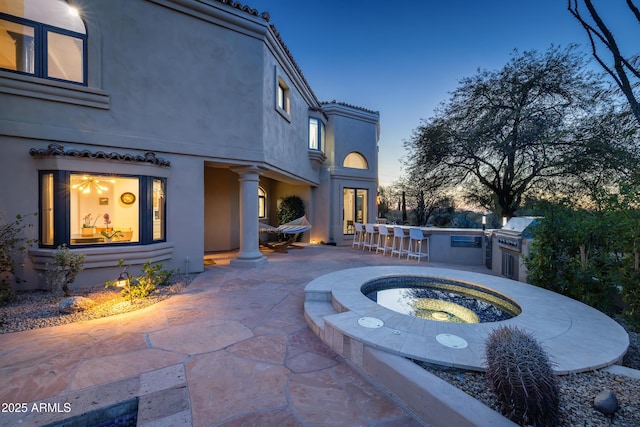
[230,165,267,267]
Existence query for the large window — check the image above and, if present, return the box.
[0,0,87,84]
[39,171,166,247]
[309,117,325,152]
[343,188,367,234]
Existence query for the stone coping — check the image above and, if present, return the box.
[0,364,191,426]
[305,266,629,374]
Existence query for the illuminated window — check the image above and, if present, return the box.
[0,0,87,84]
[309,117,325,152]
[39,171,166,247]
[258,186,266,218]
[276,77,290,117]
[343,152,368,169]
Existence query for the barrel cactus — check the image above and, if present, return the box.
[485,325,559,426]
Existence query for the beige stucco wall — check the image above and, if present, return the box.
[0,0,381,289]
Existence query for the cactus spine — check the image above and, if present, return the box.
[485,325,559,426]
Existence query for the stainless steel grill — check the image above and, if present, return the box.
[494,217,538,253]
[492,217,539,281]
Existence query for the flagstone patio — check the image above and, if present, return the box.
[1,245,441,427]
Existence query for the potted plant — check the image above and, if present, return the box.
[97,213,113,234]
[82,213,100,236]
[100,229,123,242]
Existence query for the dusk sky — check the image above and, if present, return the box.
[245,1,638,186]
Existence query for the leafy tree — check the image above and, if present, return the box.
[404,46,637,219]
[568,0,640,125]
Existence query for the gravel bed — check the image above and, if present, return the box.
[415,320,640,427]
[0,274,196,334]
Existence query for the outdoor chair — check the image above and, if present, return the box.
[259,216,312,253]
[362,223,379,251]
[352,222,365,249]
[407,227,429,262]
[376,225,392,255]
[391,226,408,258]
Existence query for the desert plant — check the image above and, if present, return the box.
[106,259,175,300]
[0,213,37,302]
[45,245,86,297]
[485,325,559,426]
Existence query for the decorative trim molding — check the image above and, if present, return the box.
[29,143,171,167]
[308,149,327,170]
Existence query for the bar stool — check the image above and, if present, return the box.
[391,226,408,258]
[362,223,378,251]
[352,222,364,249]
[407,227,429,262]
[376,225,392,255]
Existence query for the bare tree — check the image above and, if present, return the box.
[568,0,640,125]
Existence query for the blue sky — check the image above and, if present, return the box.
[245,1,638,186]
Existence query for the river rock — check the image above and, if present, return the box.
[593,389,618,415]
[59,296,96,314]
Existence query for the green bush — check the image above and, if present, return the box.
[277,195,305,224]
[485,326,559,426]
[45,244,85,296]
[277,195,306,241]
[0,213,37,303]
[525,201,618,314]
[106,259,175,301]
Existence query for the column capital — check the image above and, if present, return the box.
[230,165,266,179]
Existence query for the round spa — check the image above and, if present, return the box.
[303,266,629,373]
[362,276,521,324]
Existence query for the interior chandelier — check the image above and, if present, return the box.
[71,175,115,194]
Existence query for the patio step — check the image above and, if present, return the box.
[303,299,337,336]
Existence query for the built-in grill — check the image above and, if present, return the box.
[495,217,538,253]
[491,217,539,281]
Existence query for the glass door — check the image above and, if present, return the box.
[343,188,367,234]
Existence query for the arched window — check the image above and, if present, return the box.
[343,152,368,169]
[258,186,266,218]
[0,0,87,84]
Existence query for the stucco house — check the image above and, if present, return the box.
[0,0,380,289]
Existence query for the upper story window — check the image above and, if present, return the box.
[343,152,368,169]
[309,117,325,152]
[0,0,87,84]
[277,78,289,112]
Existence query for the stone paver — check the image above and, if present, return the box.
[0,245,436,426]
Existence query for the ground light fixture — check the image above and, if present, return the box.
[114,271,133,304]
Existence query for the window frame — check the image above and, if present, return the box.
[38,170,166,248]
[0,11,87,85]
[258,186,266,219]
[308,117,325,152]
[275,75,291,121]
[343,152,369,169]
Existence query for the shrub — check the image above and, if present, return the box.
[525,201,618,314]
[106,259,175,300]
[45,245,86,296]
[277,195,305,224]
[485,325,559,427]
[0,213,37,302]
[277,195,306,241]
